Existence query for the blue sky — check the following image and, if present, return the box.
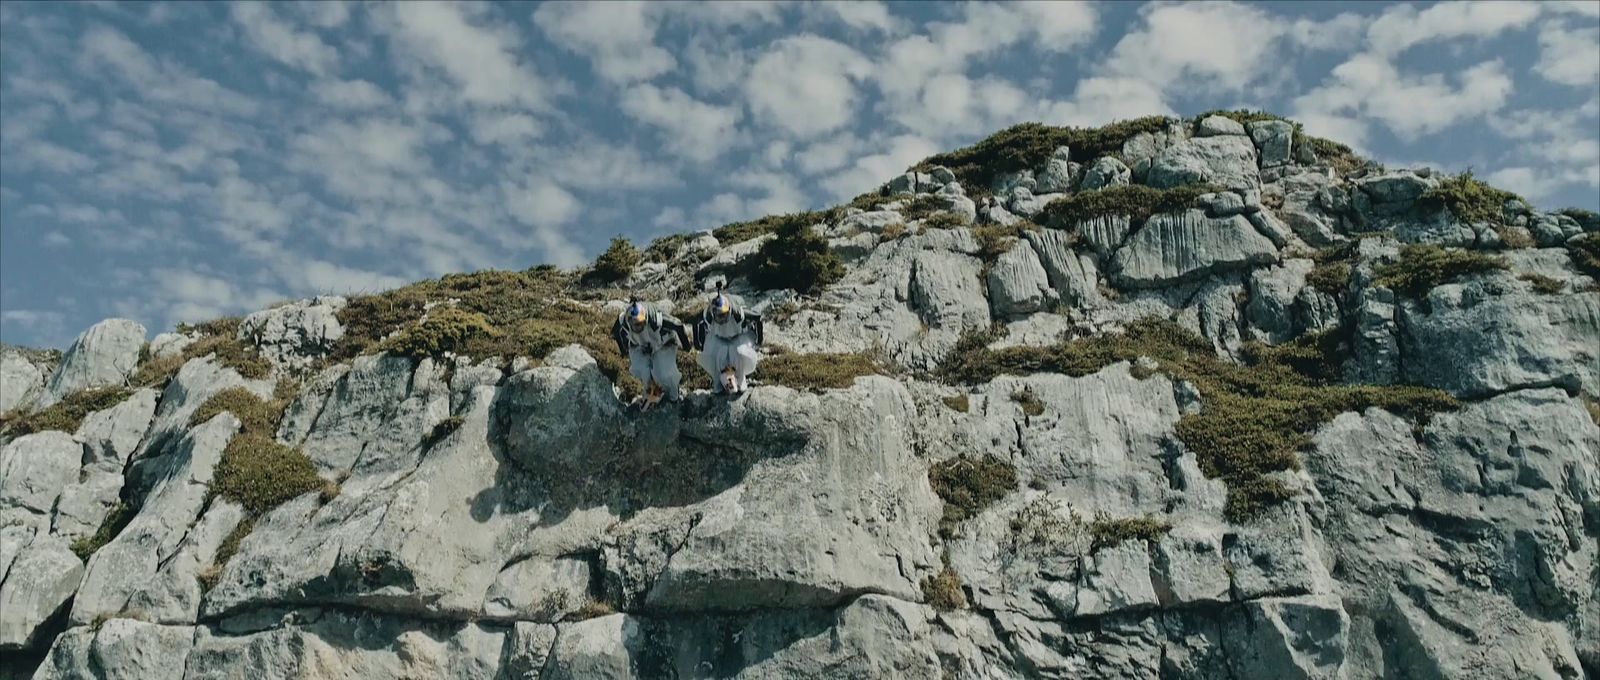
[1,1,1596,348]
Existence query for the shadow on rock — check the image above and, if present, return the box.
[472,362,809,526]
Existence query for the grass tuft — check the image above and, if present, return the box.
[1010,388,1044,416]
[757,350,880,391]
[1566,233,1600,279]
[748,217,845,293]
[1419,171,1524,226]
[1519,273,1564,294]
[211,435,326,516]
[379,307,501,360]
[942,393,970,413]
[2,386,133,437]
[713,209,840,246]
[878,222,908,242]
[189,387,285,435]
[1036,184,1216,229]
[929,454,1018,535]
[424,416,465,449]
[921,566,968,610]
[1088,514,1172,551]
[1372,245,1507,298]
[70,501,135,560]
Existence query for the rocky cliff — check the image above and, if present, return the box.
[2,112,1598,679]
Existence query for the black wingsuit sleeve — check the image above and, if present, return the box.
[663,318,691,350]
[693,316,708,351]
[611,318,629,356]
[746,312,764,346]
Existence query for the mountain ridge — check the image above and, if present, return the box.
[1,110,1598,679]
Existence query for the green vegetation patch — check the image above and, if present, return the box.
[380,307,501,360]
[641,233,689,264]
[929,454,1019,535]
[939,318,1458,520]
[923,212,969,230]
[199,517,255,592]
[713,208,840,246]
[1519,273,1565,295]
[1301,135,1365,176]
[1305,241,1357,296]
[747,216,845,293]
[942,393,970,413]
[1419,171,1525,226]
[2,386,134,437]
[921,566,968,610]
[1036,184,1216,229]
[1372,244,1507,298]
[1088,514,1172,551]
[912,118,1172,197]
[70,501,135,560]
[424,415,465,450]
[211,434,326,516]
[130,317,272,388]
[758,349,880,391]
[586,237,641,284]
[189,387,285,435]
[878,222,908,243]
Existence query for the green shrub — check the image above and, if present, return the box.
[1088,514,1172,550]
[748,217,845,293]
[942,393,970,413]
[211,434,325,515]
[189,387,284,435]
[1373,245,1507,298]
[758,350,879,391]
[1519,273,1564,294]
[972,222,1038,263]
[713,209,840,245]
[1419,171,1524,226]
[848,191,897,212]
[1306,262,1351,296]
[912,118,1172,196]
[900,195,947,221]
[1566,233,1600,279]
[380,307,501,360]
[586,237,641,284]
[1036,184,1216,228]
[1010,388,1044,416]
[641,233,689,264]
[70,501,135,560]
[330,268,574,360]
[938,317,1458,520]
[921,566,967,610]
[923,212,969,230]
[1300,135,1365,176]
[3,387,133,437]
[929,454,1018,535]
[1498,228,1535,249]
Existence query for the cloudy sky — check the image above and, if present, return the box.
[1,1,1597,348]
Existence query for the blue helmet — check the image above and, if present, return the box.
[711,293,732,322]
[626,301,649,332]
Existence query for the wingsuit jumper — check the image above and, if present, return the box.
[612,299,691,406]
[694,286,763,395]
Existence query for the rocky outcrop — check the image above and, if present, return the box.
[10,112,1600,679]
[39,319,146,407]
[0,347,56,413]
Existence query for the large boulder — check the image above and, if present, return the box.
[0,531,82,650]
[0,348,52,413]
[1247,120,1295,168]
[1398,273,1600,397]
[987,239,1056,317]
[1147,136,1260,191]
[237,296,346,371]
[1078,157,1131,192]
[41,319,146,406]
[1110,210,1279,288]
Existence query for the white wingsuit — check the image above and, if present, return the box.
[612,304,689,401]
[695,294,763,394]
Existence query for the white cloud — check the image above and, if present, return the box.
[1534,20,1600,87]
[469,112,542,146]
[1365,1,1541,57]
[13,142,97,173]
[808,1,904,34]
[297,0,353,28]
[620,84,742,162]
[1295,113,1371,154]
[386,2,550,109]
[533,1,673,84]
[79,25,259,116]
[1287,13,1370,51]
[1292,57,1513,139]
[231,1,338,76]
[744,35,871,139]
[1484,165,1597,203]
[1040,77,1174,128]
[683,35,749,94]
[1102,3,1290,93]
[819,133,939,201]
[795,133,861,175]
[43,231,72,247]
[312,78,393,110]
[505,180,583,265]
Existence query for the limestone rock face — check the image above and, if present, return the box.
[16,115,1600,680]
[1111,209,1279,287]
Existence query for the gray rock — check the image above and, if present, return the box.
[501,622,559,679]
[1153,522,1231,606]
[147,332,194,360]
[1224,595,1350,679]
[544,614,634,680]
[909,248,990,334]
[77,387,158,472]
[1399,274,1600,397]
[1076,543,1158,616]
[0,532,81,650]
[1196,115,1246,137]
[33,619,195,680]
[483,556,589,620]
[935,192,978,224]
[1078,157,1130,191]
[992,169,1036,196]
[1247,259,1315,343]
[1246,209,1293,248]
[183,610,504,679]
[837,209,904,236]
[1025,230,1104,309]
[982,199,1023,227]
[237,296,346,372]
[698,234,774,276]
[1006,187,1061,220]
[1036,146,1075,193]
[1248,120,1295,168]
[1071,214,1135,259]
[1,431,81,522]
[987,239,1056,317]
[1111,210,1279,288]
[929,166,957,186]
[1147,136,1260,191]
[0,350,47,413]
[41,319,146,406]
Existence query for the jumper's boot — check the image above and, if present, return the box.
[721,367,739,395]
